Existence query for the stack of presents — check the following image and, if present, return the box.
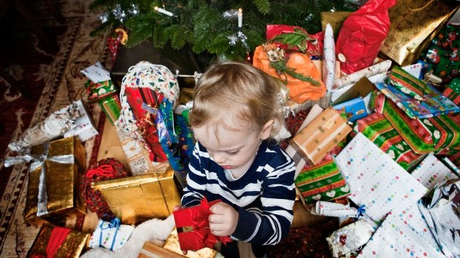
[4,0,460,257]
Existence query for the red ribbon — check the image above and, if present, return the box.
[31,226,71,258]
[86,165,115,178]
[174,198,232,251]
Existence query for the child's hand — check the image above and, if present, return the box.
[208,202,238,237]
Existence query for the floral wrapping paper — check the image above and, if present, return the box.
[335,132,428,223]
[356,112,424,171]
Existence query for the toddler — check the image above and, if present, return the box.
[181,61,296,258]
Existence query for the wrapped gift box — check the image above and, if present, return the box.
[25,136,87,226]
[26,224,89,258]
[139,241,185,258]
[162,228,222,258]
[332,97,368,123]
[373,91,460,155]
[335,133,428,223]
[443,78,460,105]
[356,112,424,171]
[291,107,352,165]
[379,0,459,66]
[295,153,351,204]
[92,165,181,225]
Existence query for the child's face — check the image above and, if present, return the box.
[193,120,270,178]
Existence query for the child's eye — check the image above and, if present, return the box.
[227,150,239,156]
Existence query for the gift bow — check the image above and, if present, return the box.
[4,141,75,216]
[176,198,232,250]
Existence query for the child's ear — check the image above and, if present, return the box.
[260,119,274,140]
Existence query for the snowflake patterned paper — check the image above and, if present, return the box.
[335,133,428,222]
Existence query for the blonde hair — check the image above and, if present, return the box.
[190,61,286,140]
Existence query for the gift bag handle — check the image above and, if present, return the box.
[409,0,435,12]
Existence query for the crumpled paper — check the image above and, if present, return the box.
[326,219,375,258]
[8,100,97,153]
[419,180,460,257]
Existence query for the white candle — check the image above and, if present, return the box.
[238,8,243,28]
[154,6,174,17]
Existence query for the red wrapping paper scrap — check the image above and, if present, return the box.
[173,198,232,251]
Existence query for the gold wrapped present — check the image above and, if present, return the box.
[26,223,89,258]
[379,0,459,66]
[139,241,185,258]
[321,11,351,37]
[163,228,222,258]
[291,108,352,165]
[92,166,181,224]
[25,136,87,226]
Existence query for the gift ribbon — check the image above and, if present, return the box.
[86,164,115,178]
[178,198,232,249]
[99,218,121,251]
[5,141,76,216]
[31,226,71,258]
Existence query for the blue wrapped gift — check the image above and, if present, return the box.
[332,97,368,122]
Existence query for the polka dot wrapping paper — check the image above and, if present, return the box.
[359,202,444,258]
[335,132,428,223]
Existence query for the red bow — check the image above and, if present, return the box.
[174,198,232,251]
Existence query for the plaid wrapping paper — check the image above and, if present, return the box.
[295,153,350,204]
[373,91,460,155]
[356,112,424,171]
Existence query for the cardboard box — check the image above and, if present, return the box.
[92,166,181,225]
[291,108,352,165]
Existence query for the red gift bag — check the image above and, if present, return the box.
[335,0,396,75]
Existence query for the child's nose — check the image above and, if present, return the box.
[212,152,226,164]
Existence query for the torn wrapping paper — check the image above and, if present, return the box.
[327,219,375,258]
[332,60,392,90]
[359,201,446,258]
[411,153,459,191]
[419,180,460,257]
[8,100,98,153]
[335,133,428,223]
[80,61,111,83]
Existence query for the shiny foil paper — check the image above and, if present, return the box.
[92,166,181,225]
[26,222,89,258]
[25,136,87,226]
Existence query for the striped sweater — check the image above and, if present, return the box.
[181,140,296,245]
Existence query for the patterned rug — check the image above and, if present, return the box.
[0,1,108,256]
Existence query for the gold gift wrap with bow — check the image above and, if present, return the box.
[25,136,87,226]
[92,166,181,225]
[27,224,89,258]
